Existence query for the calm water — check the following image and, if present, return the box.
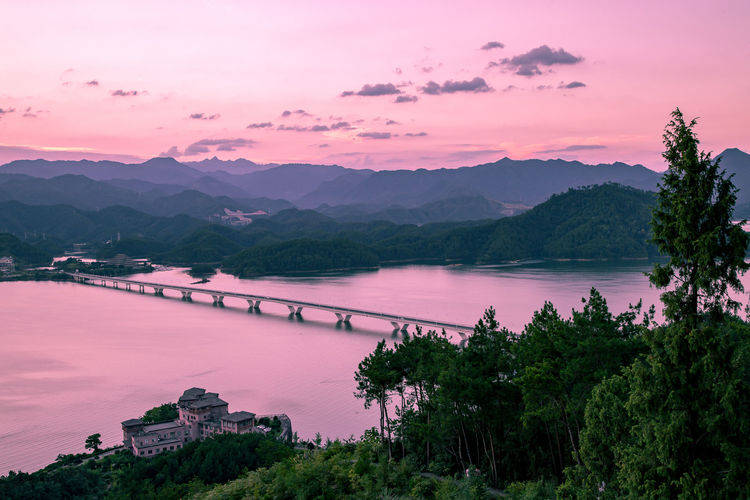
[0,261,720,474]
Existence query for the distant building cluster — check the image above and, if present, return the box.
[104,253,150,268]
[121,388,290,458]
[0,256,16,274]
[210,208,268,226]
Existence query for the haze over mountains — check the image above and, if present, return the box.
[1,148,749,223]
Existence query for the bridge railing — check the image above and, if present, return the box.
[68,272,475,337]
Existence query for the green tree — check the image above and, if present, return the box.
[565,109,750,498]
[141,402,178,424]
[649,108,748,323]
[354,340,400,457]
[84,433,101,454]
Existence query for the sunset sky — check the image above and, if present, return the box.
[1,0,748,170]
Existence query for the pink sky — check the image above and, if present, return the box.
[0,0,748,170]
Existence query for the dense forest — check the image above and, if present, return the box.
[1,182,661,276]
[223,239,379,276]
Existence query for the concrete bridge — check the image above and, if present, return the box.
[68,272,476,337]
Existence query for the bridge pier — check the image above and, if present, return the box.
[114,282,119,289]
[153,287,164,296]
[139,285,145,294]
[126,284,131,291]
[181,291,192,301]
[247,299,261,310]
[212,295,224,306]
[390,322,409,333]
[101,280,106,286]
[287,305,303,316]
[335,313,352,323]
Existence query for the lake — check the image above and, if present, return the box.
[0,261,709,474]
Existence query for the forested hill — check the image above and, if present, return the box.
[0,184,661,273]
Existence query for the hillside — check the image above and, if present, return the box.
[0,233,52,266]
[316,195,525,224]
[0,184,660,271]
[297,157,661,208]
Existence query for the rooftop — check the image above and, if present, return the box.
[222,411,256,423]
[179,387,206,401]
[122,418,143,427]
[189,396,228,409]
[143,421,184,432]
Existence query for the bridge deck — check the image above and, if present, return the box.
[68,272,475,336]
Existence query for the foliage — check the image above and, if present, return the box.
[200,437,493,499]
[222,238,379,276]
[188,263,216,277]
[650,108,749,322]
[141,403,178,424]
[0,232,52,267]
[560,108,750,498]
[84,433,102,453]
[1,183,663,272]
[0,433,293,500]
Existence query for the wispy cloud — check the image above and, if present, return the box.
[341,83,401,97]
[330,121,354,130]
[560,81,586,89]
[420,77,493,95]
[394,95,418,103]
[189,113,220,120]
[357,132,392,139]
[494,45,583,76]
[405,132,428,137]
[111,89,141,97]
[85,80,99,87]
[247,122,273,129]
[480,41,505,50]
[161,138,256,157]
[535,144,606,154]
[281,109,312,118]
[0,107,16,118]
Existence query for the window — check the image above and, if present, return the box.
[148,450,152,454]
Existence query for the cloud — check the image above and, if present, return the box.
[111,89,141,97]
[560,81,586,89]
[341,83,401,97]
[357,132,392,139]
[330,121,354,130]
[277,124,308,132]
[385,119,399,125]
[0,144,143,164]
[85,80,99,87]
[480,41,505,50]
[318,143,331,148]
[163,138,257,157]
[22,106,37,118]
[405,132,428,137]
[310,124,330,132]
[394,95,418,103]
[496,45,583,76]
[189,113,220,120]
[502,85,519,92]
[0,107,16,118]
[535,144,606,154]
[280,109,312,118]
[247,122,273,129]
[421,66,434,73]
[420,77,493,95]
[394,67,403,75]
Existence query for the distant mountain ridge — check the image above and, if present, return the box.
[2,149,748,224]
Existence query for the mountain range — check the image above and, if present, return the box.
[1,148,748,224]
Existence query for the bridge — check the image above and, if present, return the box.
[68,272,476,337]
